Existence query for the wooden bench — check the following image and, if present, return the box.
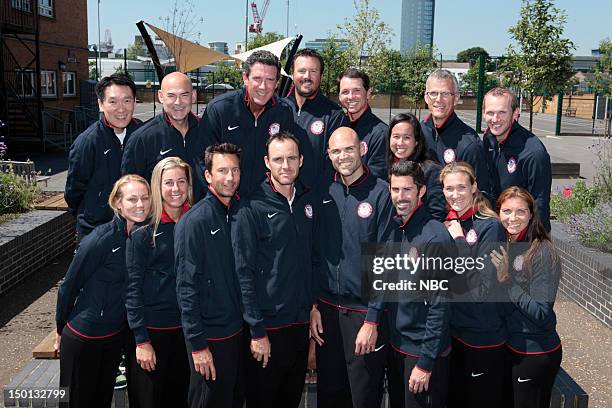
[0,160,50,186]
[565,107,577,117]
[3,330,127,408]
[551,156,581,179]
[34,193,69,211]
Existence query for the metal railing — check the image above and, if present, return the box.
[0,0,38,33]
[42,108,73,151]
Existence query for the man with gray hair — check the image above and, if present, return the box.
[421,69,492,199]
[200,50,297,197]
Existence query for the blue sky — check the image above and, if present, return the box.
[87,0,610,57]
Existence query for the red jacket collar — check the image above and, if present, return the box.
[446,205,477,221]
[208,185,239,209]
[160,202,191,223]
[399,203,424,229]
[333,165,370,187]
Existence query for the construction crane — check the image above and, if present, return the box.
[249,0,271,34]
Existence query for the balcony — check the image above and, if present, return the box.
[0,0,39,34]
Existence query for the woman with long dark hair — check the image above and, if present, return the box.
[55,174,151,408]
[125,157,193,408]
[492,186,562,408]
[439,161,507,408]
[386,113,445,220]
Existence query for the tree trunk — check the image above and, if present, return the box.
[529,94,534,132]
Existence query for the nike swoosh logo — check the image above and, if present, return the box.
[153,232,164,237]
[227,125,239,131]
[471,372,484,377]
[323,199,332,204]
[103,149,111,155]
[160,148,172,155]
[211,228,220,235]
[374,344,385,352]
[517,377,532,383]
[267,212,279,219]
[112,247,121,253]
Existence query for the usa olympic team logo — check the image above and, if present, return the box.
[310,120,325,135]
[408,246,419,262]
[304,204,313,219]
[268,122,281,136]
[465,228,478,245]
[357,202,373,219]
[507,157,517,174]
[443,148,456,164]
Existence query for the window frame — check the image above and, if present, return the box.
[41,70,57,98]
[62,71,76,97]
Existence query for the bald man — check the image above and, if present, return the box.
[122,72,207,201]
[311,127,394,408]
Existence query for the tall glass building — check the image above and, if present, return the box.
[400,0,435,54]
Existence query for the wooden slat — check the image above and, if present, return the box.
[32,330,58,359]
[34,194,68,211]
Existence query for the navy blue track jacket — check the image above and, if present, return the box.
[349,107,388,179]
[126,209,187,345]
[65,116,142,237]
[175,189,243,351]
[282,89,349,188]
[200,88,297,197]
[449,210,507,347]
[56,215,129,337]
[232,176,317,338]
[483,121,552,231]
[422,112,492,199]
[504,239,561,354]
[121,112,206,201]
[318,166,394,323]
[386,206,454,372]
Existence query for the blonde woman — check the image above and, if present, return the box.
[125,157,193,408]
[439,161,507,408]
[55,174,151,408]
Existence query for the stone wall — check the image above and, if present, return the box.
[551,221,612,328]
[0,211,74,295]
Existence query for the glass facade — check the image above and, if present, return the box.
[400,0,435,54]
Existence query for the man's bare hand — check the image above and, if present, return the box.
[192,348,216,380]
[251,336,271,368]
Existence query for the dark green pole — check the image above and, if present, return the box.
[475,54,485,133]
[555,93,563,136]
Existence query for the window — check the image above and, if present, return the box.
[11,0,54,17]
[41,70,56,97]
[15,70,35,97]
[11,0,31,12]
[38,0,53,17]
[63,72,76,96]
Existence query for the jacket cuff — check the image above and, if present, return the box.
[250,324,267,339]
[56,321,65,335]
[133,327,150,344]
[365,308,382,325]
[190,336,210,352]
[416,355,435,373]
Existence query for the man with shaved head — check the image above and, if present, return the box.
[310,126,393,408]
[122,72,207,201]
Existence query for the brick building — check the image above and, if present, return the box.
[1,0,90,151]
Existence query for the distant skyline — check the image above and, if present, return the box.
[87,0,610,58]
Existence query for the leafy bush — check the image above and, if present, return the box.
[550,180,604,221]
[567,202,612,253]
[0,170,38,215]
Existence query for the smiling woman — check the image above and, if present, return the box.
[55,174,151,408]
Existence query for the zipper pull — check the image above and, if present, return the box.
[100,309,104,317]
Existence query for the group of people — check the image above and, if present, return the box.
[56,47,561,408]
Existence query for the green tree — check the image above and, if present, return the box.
[461,64,500,95]
[589,38,612,136]
[126,41,145,59]
[210,63,243,89]
[320,34,352,95]
[337,0,393,67]
[500,0,575,131]
[456,46,496,71]
[367,49,405,94]
[88,61,98,80]
[401,45,437,114]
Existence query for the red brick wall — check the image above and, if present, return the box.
[4,0,88,110]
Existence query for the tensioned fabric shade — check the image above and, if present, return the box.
[145,22,236,72]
